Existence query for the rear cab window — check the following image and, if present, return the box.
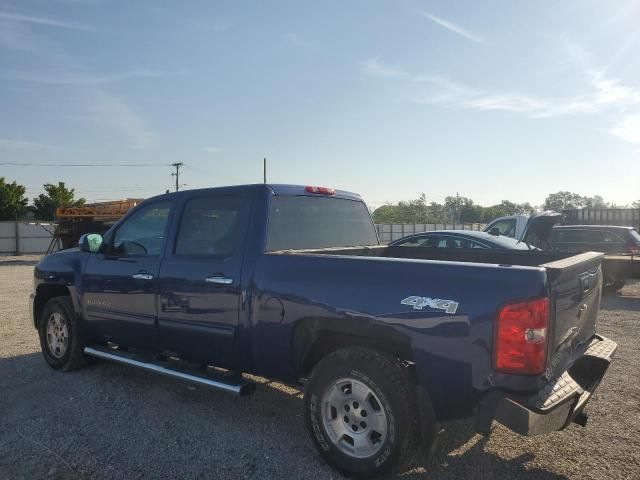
[266,195,378,251]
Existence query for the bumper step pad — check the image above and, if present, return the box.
[529,335,618,411]
[476,334,617,436]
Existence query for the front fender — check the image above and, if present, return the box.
[33,249,87,325]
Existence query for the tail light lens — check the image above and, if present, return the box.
[305,186,335,195]
[626,245,640,255]
[494,297,549,375]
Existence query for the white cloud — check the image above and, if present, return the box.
[417,10,485,44]
[0,10,160,149]
[364,58,640,118]
[88,90,154,149]
[203,147,223,153]
[610,114,640,145]
[0,11,92,30]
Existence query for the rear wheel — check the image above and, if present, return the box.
[304,347,421,478]
[38,297,88,371]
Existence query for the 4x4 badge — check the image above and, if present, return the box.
[401,296,459,314]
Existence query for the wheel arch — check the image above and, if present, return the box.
[292,317,414,379]
[33,284,74,328]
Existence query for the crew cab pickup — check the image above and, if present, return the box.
[31,184,617,478]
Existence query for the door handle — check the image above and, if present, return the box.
[132,273,153,280]
[205,276,233,285]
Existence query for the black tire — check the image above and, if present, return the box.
[38,296,88,371]
[304,347,421,478]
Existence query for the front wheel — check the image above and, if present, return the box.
[304,347,420,478]
[38,296,88,371]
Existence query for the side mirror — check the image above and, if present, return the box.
[79,233,104,253]
[488,228,501,236]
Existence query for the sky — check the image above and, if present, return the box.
[1,0,639,210]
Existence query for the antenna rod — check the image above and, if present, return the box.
[263,158,267,184]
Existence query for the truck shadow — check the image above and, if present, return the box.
[0,352,568,480]
[400,419,568,479]
[0,259,40,266]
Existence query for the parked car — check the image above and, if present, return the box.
[551,225,640,255]
[31,184,617,478]
[484,214,640,291]
[484,211,561,249]
[389,230,539,250]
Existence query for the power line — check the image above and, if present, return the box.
[0,162,168,167]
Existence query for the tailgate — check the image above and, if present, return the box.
[542,252,604,378]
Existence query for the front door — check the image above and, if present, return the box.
[157,192,250,368]
[82,200,172,350]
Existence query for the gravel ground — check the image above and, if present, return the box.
[1,255,638,480]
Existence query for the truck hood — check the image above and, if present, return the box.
[521,211,562,248]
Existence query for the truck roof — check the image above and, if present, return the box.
[145,184,363,203]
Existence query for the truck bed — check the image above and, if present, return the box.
[266,245,604,405]
[272,243,588,269]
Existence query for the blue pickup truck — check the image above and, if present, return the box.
[31,184,617,478]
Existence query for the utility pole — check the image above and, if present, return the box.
[263,158,267,184]
[171,162,184,192]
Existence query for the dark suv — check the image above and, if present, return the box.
[551,225,640,291]
[551,225,640,255]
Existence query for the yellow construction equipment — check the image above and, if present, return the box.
[47,199,143,254]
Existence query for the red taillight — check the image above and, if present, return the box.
[305,186,335,195]
[494,297,549,375]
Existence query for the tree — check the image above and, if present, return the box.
[633,200,640,209]
[0,178,28,220]
[372,193,436,224]
[481,200,534,222]
[32,182,85,221]
[372,194,536,225]
[584,195,607,208]
[544,191,610,211]
[444,195,483,223]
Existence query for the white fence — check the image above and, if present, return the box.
[375,223,485,243]
[2,221,487,254]
[0,222,56,255]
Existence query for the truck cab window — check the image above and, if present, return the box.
[175,196,241,257]
[112,201,171,256]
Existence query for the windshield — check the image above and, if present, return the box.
[631,229,640,244]
[266,196,379,251]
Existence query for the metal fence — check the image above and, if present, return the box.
[0,222,56,255]
[375,223,485,243]
[563,208,640,229]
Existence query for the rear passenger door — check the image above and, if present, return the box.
[157,192,251,368]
